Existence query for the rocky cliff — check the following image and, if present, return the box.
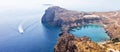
[42,6,102,27]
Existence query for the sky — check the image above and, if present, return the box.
[0,0,120,29]
[0,0,120,11]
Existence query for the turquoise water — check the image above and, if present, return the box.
[70,24,110,42]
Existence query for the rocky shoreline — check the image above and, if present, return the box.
[42,6,120,52]
[42,6,103,32]
[54,33,105,52]
[54,32,120,52]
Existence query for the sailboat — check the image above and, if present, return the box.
[18,24,24,34]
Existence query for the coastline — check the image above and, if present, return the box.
[61,23,110,42]
[41,6,120,52]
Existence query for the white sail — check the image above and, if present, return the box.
[18,24,24,34]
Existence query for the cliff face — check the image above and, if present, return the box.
[42,6,68,26]
[42,6,102,27]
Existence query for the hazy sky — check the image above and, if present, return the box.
[0,0,120,25]
[0,0,120,12]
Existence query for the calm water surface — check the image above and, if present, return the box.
[70,24,110,42]
[0,6,60,52]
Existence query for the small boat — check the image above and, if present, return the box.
[18,24,24,34]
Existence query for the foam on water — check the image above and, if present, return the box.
[18,24,24,34]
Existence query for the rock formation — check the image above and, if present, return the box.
[54,33,105,52]
[42,6,102,27]
[54,33,120,52]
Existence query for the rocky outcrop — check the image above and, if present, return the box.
[42,6,102,27]
[54,33,120,52]
[42,6,68,26]
[54,33,105,52]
